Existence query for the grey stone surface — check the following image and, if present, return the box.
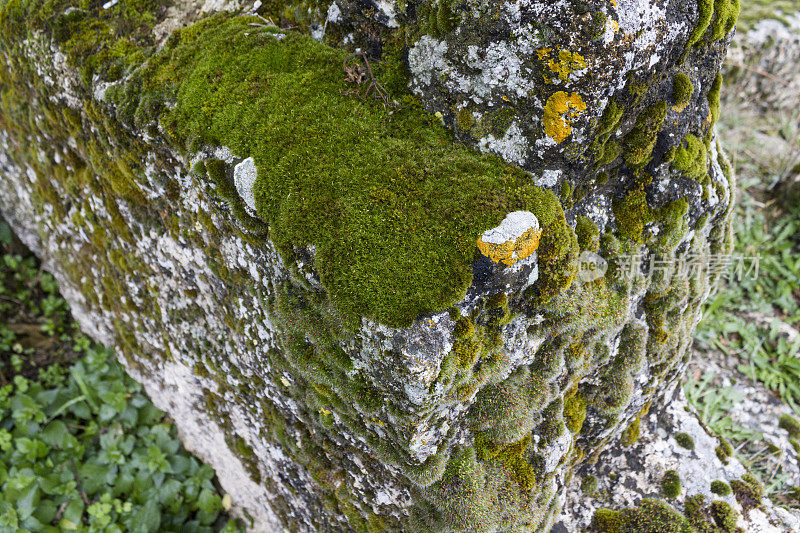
[556,385,800,532]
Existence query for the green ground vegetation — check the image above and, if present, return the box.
[737,0,800,32]
[685,91,800,504]
[0,220,240,532]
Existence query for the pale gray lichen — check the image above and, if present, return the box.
[233,157,258,212]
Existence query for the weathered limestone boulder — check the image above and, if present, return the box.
[0,0,738,531]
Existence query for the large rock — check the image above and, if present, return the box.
[0,0,738,531]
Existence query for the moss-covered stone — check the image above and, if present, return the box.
[622,103,668,167]
[779,413,800,439]
[675,432,695,450]
[710,480,731,496]
[594,495,741,533]
[0,0,739,531]
[673,73,694,111]
[730,474,764,512]
[109,14,577,328]
[661,469,681,497]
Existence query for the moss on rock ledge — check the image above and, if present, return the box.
[109,14,574,328]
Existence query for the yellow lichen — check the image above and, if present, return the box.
[547,50,587,82]
[543,91,587,144]
[477,226,542,266]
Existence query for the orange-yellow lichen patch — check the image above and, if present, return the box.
[543,91,587,144]
[537,48,552,60]
[547,50,587,82]
[477,211,542,266]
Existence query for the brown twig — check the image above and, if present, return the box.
[70,457,91,506]
[342,51,396,108]
[726,59,794,88]
[54,501,69,522]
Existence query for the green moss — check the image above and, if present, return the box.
[453,316,475,339]
[491,436,537,493]
[674,432,695,450]
[108,15,577,328]
[564,391,587,434]
[620,417,640,446]
[597,139,621,166]
[709,500,738,531]
[576,216,600,252]
[589,11,607,40]
[715,438,733,464]
[710,480,731,496]
[622,103,667,167]
[729,474,764,511]
[593,367,634,414]
[591,101,624,165]
[435,0,458,35]
[710,0,740,40]
[470,365,548,444]
[688,0,715,48]
[778,414,800,439]
[426,446,500,531]
[672,73,694,109]
[613,189,654,244]
[616,323,647,371]
[662,469,681,497]
[707,74,723,128]
[596,495,741,533]
[422,0,458,37]
[0,0,166,85]
[626,77,650,103]
[593,508,623,532]
[672,134,708,182]
[581,474,598,494]
[682,495,706,531]
[473,106,517,139]
[593,499,691,533]
[455,108,475,131]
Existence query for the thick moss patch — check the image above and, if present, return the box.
[0,0,166,85]
[111,15,574,328]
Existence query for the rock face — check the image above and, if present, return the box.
[0,0,738,531]
[556,385,800,532]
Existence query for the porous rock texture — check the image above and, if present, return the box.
[0,0,738,531]
[556,384,800,532]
